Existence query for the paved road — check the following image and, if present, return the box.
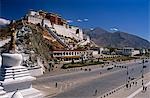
[34,60,141,84]
[50,60,150,98]
[32,59,150,98]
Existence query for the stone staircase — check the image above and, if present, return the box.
[0,86,8,98]
[45,26,69,48]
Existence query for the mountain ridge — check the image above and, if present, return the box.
[83,27,150,48]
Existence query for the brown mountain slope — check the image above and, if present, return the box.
[83,27,150,48]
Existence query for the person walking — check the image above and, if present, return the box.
[55,82,58,88]
[145,86,147,91]
[135,81,137,86]
[99,72,102,74]
[94,89,98,96]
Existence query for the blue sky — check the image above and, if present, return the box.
[0,0,149,41]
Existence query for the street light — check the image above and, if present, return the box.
[141,59,145,90]
[126,66,129,88]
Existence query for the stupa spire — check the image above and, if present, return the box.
[9,21,17,53]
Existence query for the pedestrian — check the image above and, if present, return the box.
[142,80,144,86]
[55,82,58,88]
[99,72,101,74]
[94,89,98,96]
[135,82,137,86]
[129,77,131,80]
[89,68,91,71]
[143,86,145,91]
[129,84,131,88]
[145,87,147,91]
[126,84,128,88]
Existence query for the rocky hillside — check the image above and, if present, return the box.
[0,20,66,71]
[84,27,150,48]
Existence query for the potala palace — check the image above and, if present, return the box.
[26,10,90,47]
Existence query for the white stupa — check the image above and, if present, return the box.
[0,27,43,98]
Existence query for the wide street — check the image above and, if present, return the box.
[33,59,150,98]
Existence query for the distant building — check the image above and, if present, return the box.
[122,47,140,56]
[90,47,100,56]
[139,49,146,54]
[115,49,123,55]
[52,50,90,63]
[101,48,110,55]
[99,47,104,55]
[122,47,134,56]
[132,49,140,56]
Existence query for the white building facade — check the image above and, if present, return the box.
[26,10,84,42]
[53,24,83,41]
[52,50,88,63]
[122,47,140,56]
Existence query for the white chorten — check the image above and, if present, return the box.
[0,53,43,98]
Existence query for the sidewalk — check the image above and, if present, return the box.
[133,83,150,98]
[99,72,150,98]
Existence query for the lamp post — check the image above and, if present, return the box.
[142,59,145,90]
[126,66,129,88]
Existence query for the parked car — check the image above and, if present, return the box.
[145,60,148,63]
[107,67,113,70]
[143,65,147,68]
[131,77,135,80]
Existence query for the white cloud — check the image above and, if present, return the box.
[84,18,88,21]
[90,28,94,30]
[0,18,10,25]
[110,27,119,31]
[67,20,73,23]
[77,19,82,22]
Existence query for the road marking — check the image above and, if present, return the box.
[127,81,150,98]
[43,85,51,89]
